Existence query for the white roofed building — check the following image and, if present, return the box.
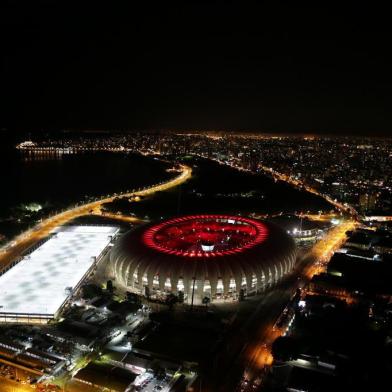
[0,225,119,323]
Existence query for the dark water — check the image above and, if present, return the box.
[108,157,333,219]
[0,151,333,241]
[0,150,173,239]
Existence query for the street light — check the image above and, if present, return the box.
[190,277,196,311]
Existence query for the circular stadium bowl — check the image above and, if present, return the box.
[109,215,297,304]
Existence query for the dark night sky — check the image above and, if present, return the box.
[1,1,391,136]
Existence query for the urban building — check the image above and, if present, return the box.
[109,214,297,304]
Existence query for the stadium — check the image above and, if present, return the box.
[109,215,297,304]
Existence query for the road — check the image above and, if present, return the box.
[0,377,100,392]
[0,377,38,392]
[196,154,358,219]
[0,154,357,391]
[244,220,357,389]
[363,215,392,222]
[0,165,192,272]
[258,164,358,217]
[209,219,357,392]
[90,210,145,224]
[190,155,358,390]
[0,164,191,392]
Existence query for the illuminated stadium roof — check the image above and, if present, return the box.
[110,215,297,303]
[143,215,269,257]
[0,225,118,322]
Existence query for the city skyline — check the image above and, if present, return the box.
[1,132,392,391]
[1,3,392,392]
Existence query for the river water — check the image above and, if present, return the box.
[0,150,332,242]
[0,150,173,240]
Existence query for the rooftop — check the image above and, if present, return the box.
[0,225,118,319]
[143,214,269,257]
[75,361,136,391]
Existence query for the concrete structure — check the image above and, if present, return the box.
[0,225,119,323]
[109,215,297,303]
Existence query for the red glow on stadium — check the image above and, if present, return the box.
[143,215,269,257]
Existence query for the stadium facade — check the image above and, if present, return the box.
[109,215,297,303]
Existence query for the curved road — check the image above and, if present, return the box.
[195,153,358,218]
[0,164,192,272]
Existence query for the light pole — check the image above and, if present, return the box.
[190,277,196,311]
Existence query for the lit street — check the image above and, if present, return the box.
[0,165,192,272]
[211,219,357,391]
[0,378,38,392]
[1,8,391,390]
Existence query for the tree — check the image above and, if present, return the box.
[81,284,102,299]
[239,288,245,302]
[126,291,140,304]
[178,290,184,303]
[144,285,150,300]
[166,293,178,310]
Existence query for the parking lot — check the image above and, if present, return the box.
[134,371,171,392]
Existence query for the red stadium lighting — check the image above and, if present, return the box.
[143,215,269,258]
[110,214,297,304]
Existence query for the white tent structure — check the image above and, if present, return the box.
[0,225,118,323]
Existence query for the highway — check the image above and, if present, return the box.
[0,378,33,392]
[189,154,358,390]
[0,165,192,273]
[0,164,191,392]
[188,154,360,390]
[210,219,357,392]
[196,154,359,219]
[0,376,100,392]
[258,164,358,217]
[243,219,356,390]
[0,153,359,391]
